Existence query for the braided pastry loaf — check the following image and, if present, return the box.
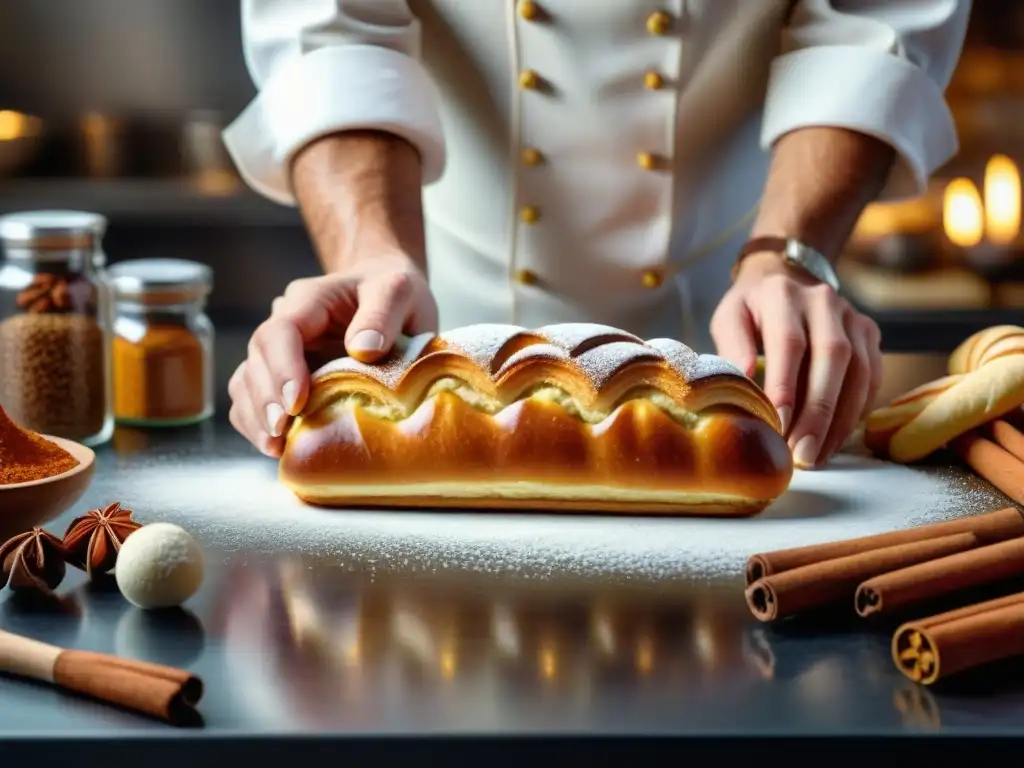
[865,326,1024,463]
[279,323,794,515]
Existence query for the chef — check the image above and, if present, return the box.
[223,0,969,469]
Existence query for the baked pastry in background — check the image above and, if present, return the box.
[279,323,793,516]
[865,326,1024,462]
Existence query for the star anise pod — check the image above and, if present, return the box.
[15,273,73,314]
[0,528,67,593]
[63,502,142,576]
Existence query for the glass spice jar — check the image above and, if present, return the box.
[107,258,215,427]
[0,210,114,446]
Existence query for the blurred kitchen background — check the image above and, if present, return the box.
[0,0,1021,352]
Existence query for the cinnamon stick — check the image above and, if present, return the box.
[53,651,202,724]
[745,506,1024,585]
[990,420,1024,464]
[892,591,1024,684]
[745,533,980,623]
[856,536,1024,618]
[0,630,202,725]
[950,432,1024,504]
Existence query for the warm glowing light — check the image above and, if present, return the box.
[943,178,984,247]
[635,636,654,675]
[81,111,109,136]
[984,154,1021,245]
[539,644,557,679]
[344,642,361,666]
[0,110,38,141]
[439,647,457,679]
[854,198,937,239]
[194,169,241,196]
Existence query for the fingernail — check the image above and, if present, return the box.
[793,435,819,469]
[282,380,299,413]
[777,406,792,436]
[266,403,286,438]
[349,330,385,353]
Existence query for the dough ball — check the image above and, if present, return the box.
[115,523,204,609]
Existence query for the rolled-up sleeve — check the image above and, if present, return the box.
[223,0,446,206]
[761,0,971,200]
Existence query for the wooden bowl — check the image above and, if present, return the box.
[0,437,96,541]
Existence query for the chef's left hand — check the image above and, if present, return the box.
[710,251,883,469]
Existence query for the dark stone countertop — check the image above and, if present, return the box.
[1,329,1023,763]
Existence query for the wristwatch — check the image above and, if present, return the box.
[732,236,841,293]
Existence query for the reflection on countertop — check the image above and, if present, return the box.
[212,560,841,732]
[5,504,1024,735]
[208,559,960,734]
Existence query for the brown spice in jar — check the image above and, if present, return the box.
[113,324,207,422]
[0,313,107,442]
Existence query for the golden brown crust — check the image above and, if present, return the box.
[280,323,793,515]
[866,326,1024,463]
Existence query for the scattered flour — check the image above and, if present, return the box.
[123,453,1006,584]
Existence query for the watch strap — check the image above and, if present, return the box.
[731,236,840,292]
[732,237,788,274]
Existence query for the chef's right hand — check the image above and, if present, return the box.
[228,257,438,457]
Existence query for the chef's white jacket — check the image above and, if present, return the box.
[224,0,969,350]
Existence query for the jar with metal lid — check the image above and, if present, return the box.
[107,258,215,427]
[0,210,113,446]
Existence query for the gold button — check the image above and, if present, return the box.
[646,11,672,36]
[637,151,657,170]
[642,270,663,289]
[519,70,540,90]
[644,71,664,90]
[515,268,538,285]
[521,147,544,166]
[520,205,540,224]
[518,0,539,20]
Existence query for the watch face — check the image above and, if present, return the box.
[783,240,804,264]
[766,240,839,290]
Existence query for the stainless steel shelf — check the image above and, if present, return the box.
[864,307,1024,353]
[0,178,302,225]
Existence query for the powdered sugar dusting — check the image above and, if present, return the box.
[309,324,747,394]
[495,343,570,377]
[688,354,744,381]
[646,338,743,382]
[645,338,699,371]
[536,323,640,353]
[574,341,662,389]
[128,453,1007,585]
[440,324,525,372]
[311,332,437,389]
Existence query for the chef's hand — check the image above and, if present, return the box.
[710,251,883,469]
[228,256,437,457]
